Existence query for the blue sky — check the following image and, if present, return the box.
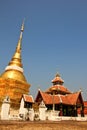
[0,0,87,99]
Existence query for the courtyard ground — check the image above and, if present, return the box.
[0,120,87,130]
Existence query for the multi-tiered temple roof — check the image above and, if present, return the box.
[46,73,71,95]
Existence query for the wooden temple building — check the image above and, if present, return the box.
[35,73,84,117]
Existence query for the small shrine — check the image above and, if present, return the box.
[1,96,10,120]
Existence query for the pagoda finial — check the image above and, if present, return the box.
[21,19,25,32]
[51,72,64,85]
[16,20,24,53]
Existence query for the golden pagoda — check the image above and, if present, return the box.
[0,21,30,109]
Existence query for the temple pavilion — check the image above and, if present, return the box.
[0,22,31,110]
[35,73,84,117]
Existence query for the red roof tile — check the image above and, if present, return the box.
[46,85,71,94]
[23,94,34,103]
[65,92,80,105]
[40,91,53,104]
[36,90,83,106]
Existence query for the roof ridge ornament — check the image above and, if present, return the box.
[56,73,60,77]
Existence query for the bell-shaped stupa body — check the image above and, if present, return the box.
[0,22,30,109]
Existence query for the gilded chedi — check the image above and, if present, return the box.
[0,22,30,109]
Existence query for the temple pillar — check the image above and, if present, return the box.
[74,106,77,117]
[81,105,84,117]
[59,104,63,116]
[52,91,55,111]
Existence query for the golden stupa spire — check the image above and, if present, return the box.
[5,21,25,73]
[0,20,27,82]
[0,21,30,108]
